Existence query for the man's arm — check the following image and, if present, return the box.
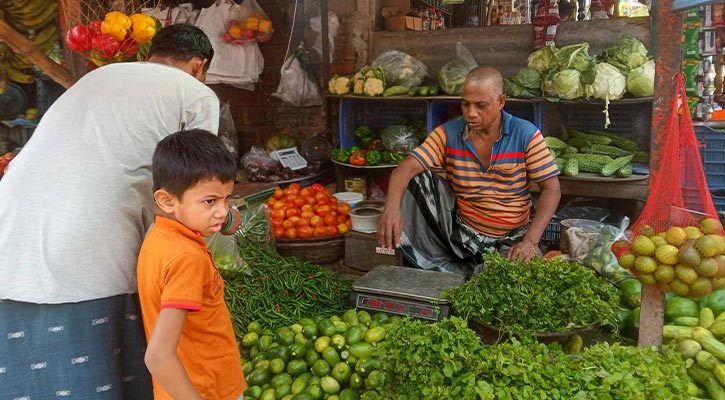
[377,156,426,249]
[507,176,561,261]
[144,308,204,400]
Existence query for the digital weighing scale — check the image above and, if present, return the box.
[350,265,465,321]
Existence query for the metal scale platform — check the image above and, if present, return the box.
[350,265,465,321]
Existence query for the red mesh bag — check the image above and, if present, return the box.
[613,73,725,298]
[633,73,718,232]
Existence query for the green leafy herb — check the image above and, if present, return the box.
[443,253,621,338]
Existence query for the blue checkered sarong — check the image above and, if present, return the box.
[0,294,153,400]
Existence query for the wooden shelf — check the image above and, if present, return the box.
[531,177,649,201]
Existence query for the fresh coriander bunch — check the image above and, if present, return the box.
[444,253,620,337]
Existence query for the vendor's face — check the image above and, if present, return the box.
[461,80,505,134]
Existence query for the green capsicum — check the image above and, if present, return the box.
[331,148,351,163]
[365,149,382,166]
[389,152,406,164]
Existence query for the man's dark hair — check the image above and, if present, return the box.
[559,0,574,20]
[148,24,214,72]
[153,130,237,198]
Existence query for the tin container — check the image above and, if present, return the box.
[344,176,367,199]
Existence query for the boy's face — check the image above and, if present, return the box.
[168,177,234,237]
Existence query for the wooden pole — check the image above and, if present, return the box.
[0,19,76,88]
[638,0,682,348]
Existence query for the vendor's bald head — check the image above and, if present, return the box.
[463,66,504,96]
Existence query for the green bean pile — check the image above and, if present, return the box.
[220,237,352,337]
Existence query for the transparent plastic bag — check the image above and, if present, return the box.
[236,204,275,250]
[238,0,270,23]
[579,217,634,285]
[241,146,277,169]
[381,125,420,153]
[219,102,238,158]
[272,44,322,107]
[309,12,339,63]
[438,42,478,95]
[207,232,243,270]
[371,50,428,88]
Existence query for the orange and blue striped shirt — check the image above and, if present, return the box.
[409,111,559,237]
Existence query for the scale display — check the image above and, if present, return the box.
[355,293,442,321]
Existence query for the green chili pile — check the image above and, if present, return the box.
[221,237,352,337]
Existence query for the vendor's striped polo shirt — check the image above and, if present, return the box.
[410,111,559,237]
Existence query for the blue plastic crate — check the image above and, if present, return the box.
[541,219,561,247]
[695,125,725,190]
[428,99,542,133]
[339,98,427,149]
[553,100,652,150]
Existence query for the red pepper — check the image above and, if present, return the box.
[91,33,121,58]
[88,20,103,36]
[65,24,91,53]
[368,138,384,151]
[119,36,138,58]
[349,152,366,166]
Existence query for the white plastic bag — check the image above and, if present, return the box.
[272,44,322,107]
[218,102,238,158]
[195,0,264,89]
[309,12,339,63]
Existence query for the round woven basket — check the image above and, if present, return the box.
[275,234,345,265]
[469,320,602,346]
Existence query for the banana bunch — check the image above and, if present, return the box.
[0,0,60,89]
[2,0,59,32]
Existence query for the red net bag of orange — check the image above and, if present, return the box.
[611,73,725,298]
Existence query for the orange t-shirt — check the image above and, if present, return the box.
[137,216,245,400]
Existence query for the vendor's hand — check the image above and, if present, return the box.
[507,239,539,262]
[377,208,403,249]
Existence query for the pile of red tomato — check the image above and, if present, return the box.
[266,182,352,240]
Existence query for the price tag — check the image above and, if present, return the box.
[375,246,396,256]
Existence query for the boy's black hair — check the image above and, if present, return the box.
[148,24,214,72]
[152,130,237,199]
[559,0,574,20]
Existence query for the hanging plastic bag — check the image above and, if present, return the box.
[272,44,322,107]
[218,102,238,158]
[620,73,723,298]
[309,12,339,63]
[438,42,478,95]
[195,0,264,89]
[236,0,274,43]
[371,50,428,89]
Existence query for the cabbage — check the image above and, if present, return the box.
[511,67,542,91]
[527,44,557,73]
[552,69,584,100]
[372,50,429,88]
[601,35,649,72]
[557,43,594,72]
[626,59,655,97]
[438,42,478,95]
[585,62,626,101]
[504,79,540,97]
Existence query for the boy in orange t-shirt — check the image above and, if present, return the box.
[137,129,245,400]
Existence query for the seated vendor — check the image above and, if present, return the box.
[377,66,561,276]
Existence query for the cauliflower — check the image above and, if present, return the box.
[363,77,384,96]
[328,75,351,95]
[353,79,364,95]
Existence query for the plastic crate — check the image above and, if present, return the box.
[553,100,652,150]
[695,125,725,189]
[0,126,34,151]
[541,219,561,247]
[339,98,427,149]
[428,99,542,133]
